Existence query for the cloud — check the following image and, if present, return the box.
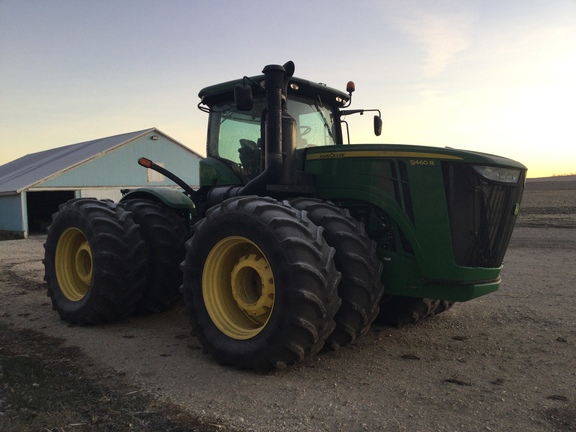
[376,1,477,76]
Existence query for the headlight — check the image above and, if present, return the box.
[473,165,521,184]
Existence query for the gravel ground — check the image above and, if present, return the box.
[1,193,575,431]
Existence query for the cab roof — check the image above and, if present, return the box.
[198,75,350,108]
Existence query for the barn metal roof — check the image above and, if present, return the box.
[0,128,157,195]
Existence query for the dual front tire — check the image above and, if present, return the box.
[181,196,385,370]
[289,198,384,349]
[376,295,454,327]
[182,196,343,370]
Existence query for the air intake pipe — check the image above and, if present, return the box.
[206,62,296,206]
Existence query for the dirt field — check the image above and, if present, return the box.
[1,184,575,431]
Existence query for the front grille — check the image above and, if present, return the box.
[442,163,525,268]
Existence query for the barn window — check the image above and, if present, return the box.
[147,162,165,182]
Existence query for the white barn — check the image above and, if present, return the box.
[0,128,202,238]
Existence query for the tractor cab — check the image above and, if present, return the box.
[205,93,340,181]
[197,74,350,185]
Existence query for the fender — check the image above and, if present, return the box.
[120,188,196,213]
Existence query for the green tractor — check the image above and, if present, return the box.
[43,61,526,370]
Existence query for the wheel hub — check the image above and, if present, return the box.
[55,227,93,301]
[202,236,276,339]
[230,253,274,325]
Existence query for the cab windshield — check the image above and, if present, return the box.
[207,95,337,179]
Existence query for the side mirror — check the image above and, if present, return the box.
[234,84,253,111]
[374,115,382,136]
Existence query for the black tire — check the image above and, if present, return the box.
[182,196,341,371]
[290,198,384,349]
[43,198,147,324]
[122,199,188,314]
[376,295,455,327]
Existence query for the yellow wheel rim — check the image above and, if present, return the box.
[203,236,275,340]
[55,227,93,301]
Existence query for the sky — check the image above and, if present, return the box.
[1,0,575,179]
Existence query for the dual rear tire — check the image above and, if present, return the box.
[43,198,187,324]
[122,199,187,314]
[43,199,147,324]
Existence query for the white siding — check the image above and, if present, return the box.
[79,189,123,202]
[0,194,25,234]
